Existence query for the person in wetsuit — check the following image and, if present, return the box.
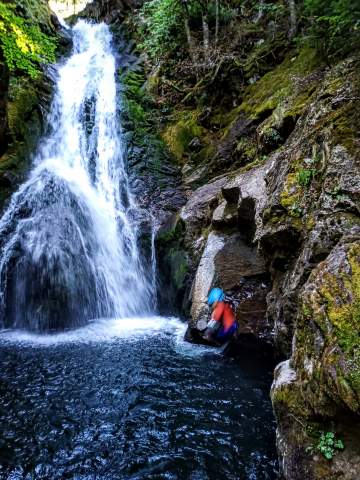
[203,288,238,345]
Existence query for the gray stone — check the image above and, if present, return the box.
[190,232,225,325]
[190,231,267,328]
[211,201,237,228]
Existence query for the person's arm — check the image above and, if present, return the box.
[211,302,224,322]
[203,303,224,341]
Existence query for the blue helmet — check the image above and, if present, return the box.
[207,287,225,306]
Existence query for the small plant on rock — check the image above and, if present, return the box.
[329,185,346,201]
[306,431,344,460]
[289,201,303,217]
[297,168,315,188]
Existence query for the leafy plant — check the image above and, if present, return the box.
[137,0,184,60]
[306,431,344,460]
[0,2,57,78]
[329,184,346,201]
[122,70,154,129]
[297,168,315,188]
[303,0,360,58]
[289,201,303,217]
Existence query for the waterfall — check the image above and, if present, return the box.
[0,21,156,332]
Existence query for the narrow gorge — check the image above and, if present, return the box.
[0,0,359,479]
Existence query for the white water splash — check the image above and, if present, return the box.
[0,22,156,331]
[0,316,218,359]
[0,316,184,346]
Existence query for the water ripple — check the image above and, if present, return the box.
[0,318,278,479]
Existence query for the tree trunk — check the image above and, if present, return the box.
[202,13,210,60]
[215,0,219,45]
[288,0,297,38]
[184,17,197,66]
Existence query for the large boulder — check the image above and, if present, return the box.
[188,231,270,340]
[189,232,226,326]
[271,230,360,479]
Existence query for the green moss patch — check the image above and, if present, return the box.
[7,77,39,139]
[162,110,205,163]
[239,47,321,120]
[300,243,360,408]
[322,245,360,355]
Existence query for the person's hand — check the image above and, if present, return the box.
[202,329,212,341]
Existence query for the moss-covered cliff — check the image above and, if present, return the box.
[0,0,64,208]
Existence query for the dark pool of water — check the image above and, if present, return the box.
[0,318,278,479]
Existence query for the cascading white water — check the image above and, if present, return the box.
[0,21,156,331]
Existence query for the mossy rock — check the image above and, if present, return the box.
[271,360,309,417]
[16,0,56,33]
[239,47,321,121]
[162,110,206,163]
[166,248,188,291]
[234,137,257,162]
[156,214,185,246]
[156,215,190,312]
[318,244,360,357]
[295,237,360,413]
[280,172,301,209]
[7,76,40,142]
[0,74,44,190]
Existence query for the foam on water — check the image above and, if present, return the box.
[0,316,184,346]
[0,316,218,358]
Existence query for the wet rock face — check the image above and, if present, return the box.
[79,0,141,22]
[271,231,360,479]
[189,232,225,326]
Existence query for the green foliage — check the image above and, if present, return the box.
[297,168,315,187]
[135,0,359,70]
[0,2,57,78]
[123,70,145,101]
[306,431,344,460]
[303,0,360,57]
[256,1,286,18]
[188,0,236,25]
[289,201,303,218]
[329,185,346,201]
[208,2,236,24]
[137,0,183,60]
[136,0,238,61]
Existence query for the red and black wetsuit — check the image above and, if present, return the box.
[211,301,237,340]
